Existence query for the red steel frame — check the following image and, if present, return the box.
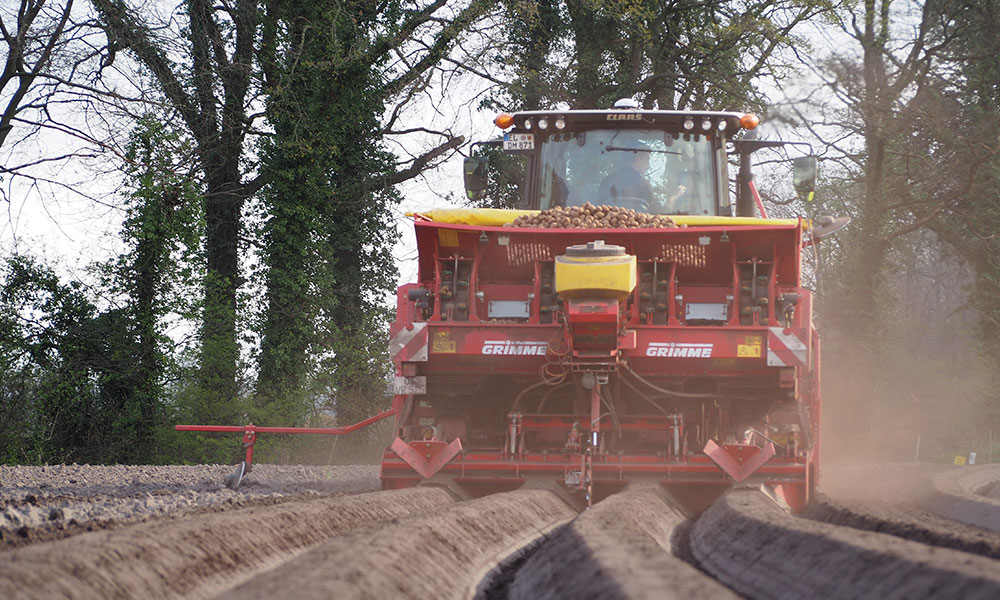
[175,409,397,470]
[382,218,821,511]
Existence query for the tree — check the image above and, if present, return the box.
[781,0,1000,460]
[1,0,121,207]
[0,0,75,150]
[91,0,260,426]
[787,1,987,338]
[254,0,492,427]
[0,253,111,462]
[102,116,200,460]
[89,0,493,434]
[488,0,826,113]
[927,0,1000,431]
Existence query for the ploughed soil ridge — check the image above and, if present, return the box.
[0,464,380,549]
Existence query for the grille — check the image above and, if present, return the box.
[506,243,553,267]
[658,244,707,268]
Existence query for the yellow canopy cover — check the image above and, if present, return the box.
[408,208,804,228]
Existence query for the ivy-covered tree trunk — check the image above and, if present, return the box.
[121,122,199,461]
[255,0,488,428]
[197,172,245,424]
[255,1,399,426]
[93,0,255,432]
[125,187,171,462]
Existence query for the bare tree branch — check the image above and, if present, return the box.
[385,134,464,186]
[0,0,76,149]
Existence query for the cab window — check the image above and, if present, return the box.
[537,129,718,215]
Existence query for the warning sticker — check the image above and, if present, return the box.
[737,344,762,358]
[432,331,456,353]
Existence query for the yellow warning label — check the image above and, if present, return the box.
[737,344,762,358]
[432,331,456,353]
[954,456,967,466]
[745,335,762,345]
[432,340,456,353]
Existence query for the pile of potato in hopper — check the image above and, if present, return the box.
[506,203,676,229]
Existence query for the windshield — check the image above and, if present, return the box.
[537,129,718,215]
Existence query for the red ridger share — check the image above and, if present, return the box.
[178,99,848,512]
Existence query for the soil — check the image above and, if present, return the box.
[1,462,998,599]
[0,486,454,600]
[214,489,576,600]
[806,494,1000,560]
[0,464,380,549]
[498,486,739,600]
[691,488,1000,599]
[820,462,1000,533]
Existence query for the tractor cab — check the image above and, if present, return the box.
[465,101,817,218]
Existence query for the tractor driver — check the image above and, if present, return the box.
[598,142,687,212]
[598,142,654,209]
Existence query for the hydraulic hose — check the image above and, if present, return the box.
[622,363,719,399]
[599,385,622,444]
[511,380,553,413]
[536,380,574,413]
[621,376,673,417]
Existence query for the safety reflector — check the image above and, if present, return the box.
[389,322,428,364]
[767,327,807,367]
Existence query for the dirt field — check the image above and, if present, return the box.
[0,464,380,549]
[1,462,998,599]
[497,486,738,600]
[692,487,1000,599]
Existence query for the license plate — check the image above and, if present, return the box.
[393,376,426,395]
[503,133,534,151]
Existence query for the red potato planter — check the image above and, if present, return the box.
[179,102,842,513]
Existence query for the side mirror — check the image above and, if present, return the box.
[464,156,489,201]
[792,156,817,201]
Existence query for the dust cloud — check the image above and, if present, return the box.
[817,244,997,482]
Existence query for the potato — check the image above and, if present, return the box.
[509,202,675,229]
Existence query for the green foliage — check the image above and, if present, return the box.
[253,0,402,432]
[4,1,497,465]
[117,117,256,463]
[110,117,205,461]
[0,117,213,465]
[0,254,113,462]
[489,0,824,112]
